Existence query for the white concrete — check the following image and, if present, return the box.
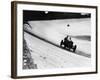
[24,31,91,69]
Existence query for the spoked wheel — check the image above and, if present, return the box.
[73,45,77,52]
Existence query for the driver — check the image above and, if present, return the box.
[68,37,73,47]
[64,36,69,46]
[64,36,73,47]
[64,35,68,41]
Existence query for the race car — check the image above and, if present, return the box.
[60,36,77,52]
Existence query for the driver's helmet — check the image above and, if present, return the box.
[64,36,69,41]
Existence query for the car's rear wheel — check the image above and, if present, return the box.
[60,40,63,47]
[73,45,77,52]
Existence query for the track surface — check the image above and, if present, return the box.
[24,32,91,69]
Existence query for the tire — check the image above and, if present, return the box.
[73,45,77,52]
[60,40,63,47]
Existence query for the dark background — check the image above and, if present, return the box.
[23,10,91,22]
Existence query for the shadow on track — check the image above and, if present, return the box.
[60,47,91,58]
[75,50,91,58]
